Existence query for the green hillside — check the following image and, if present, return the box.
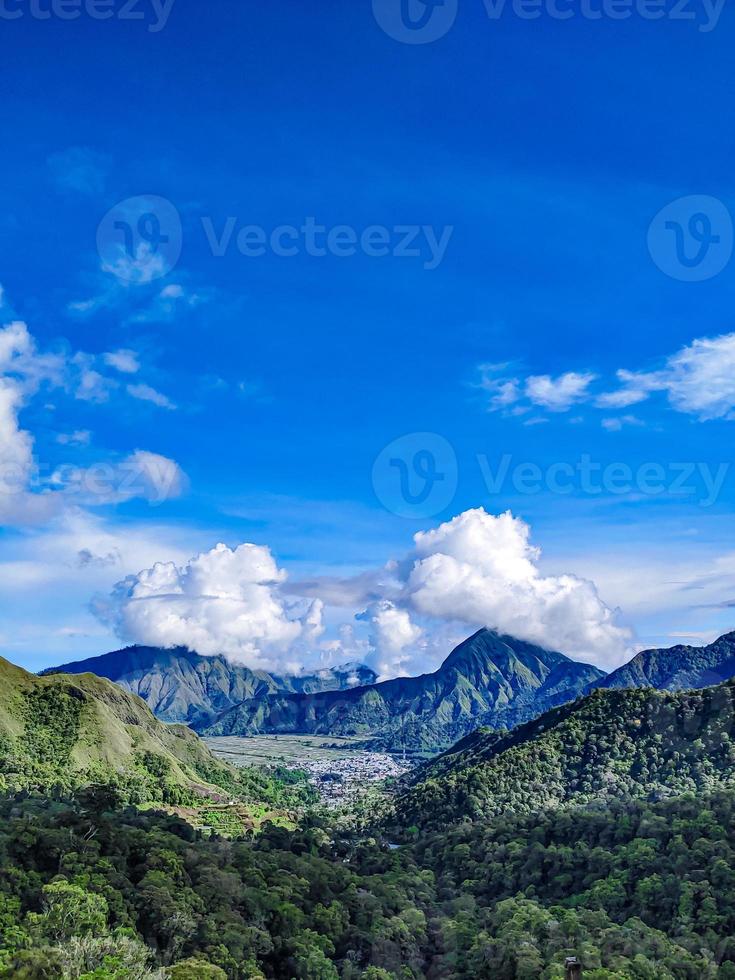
[4,657,735,975]
[0,656,314,827]
[396,679,735,831]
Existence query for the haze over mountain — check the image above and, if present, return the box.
[590,631,735,694]
[200,629,605,753]
[43,646,377,727]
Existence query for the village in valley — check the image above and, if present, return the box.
[206,733,411,805]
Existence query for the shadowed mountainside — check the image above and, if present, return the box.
[200,629,605,753]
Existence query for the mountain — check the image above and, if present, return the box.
[43,646,377,727]
[200,629,605,753]
[591,630,735,693]
[395,677,735,831]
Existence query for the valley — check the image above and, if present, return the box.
[6,629,735,976]
[206,734,411,805]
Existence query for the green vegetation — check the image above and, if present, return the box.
[595,630,735,693]
[6,654,735,975]
[396,681,735,831]
[0,656,315,828]
[2,789,735,976]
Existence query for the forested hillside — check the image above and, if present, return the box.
[396,679,735,831]
[5,658,735,976]
[1,789,735,977]
[0,656,314,826]
[592,631,735,693]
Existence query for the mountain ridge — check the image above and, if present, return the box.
[200,629,605,753]
[395,675,735,831]
[590,630,735,694]
[42,645,377,727]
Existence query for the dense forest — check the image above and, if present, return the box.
[2,788,735,977]
[397,681,735,831]
[4,657,735,977]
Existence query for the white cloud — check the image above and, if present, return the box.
[103,349,140,374]
[601,414,644,432]
[126,383,176,410]
[94,510,634,676]
[0,309,185,527]
[287,508,634,674]
[400,509,631,668]
[636,333,735,421]
[595,387,650,409]
[357,600,422,679]
[98,542,323,671]
[56,430,92,447]
[126,283,205,325]
[476,363,522,411]
[525,372,597,412]
[479,331,735,425]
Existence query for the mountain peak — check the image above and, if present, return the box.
[440,628,571,675]
[202,630,603,753]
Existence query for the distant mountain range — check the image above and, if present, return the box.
[591,631,735,693]
[42,646,377,727]
[41,629,735,756]
[199,629,605,753]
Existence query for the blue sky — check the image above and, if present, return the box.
[2,0,735,673]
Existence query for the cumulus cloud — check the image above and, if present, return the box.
[398,509,631,668]
[289,508,633,675]
[357,600,423,678]
[97,542,323,671]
